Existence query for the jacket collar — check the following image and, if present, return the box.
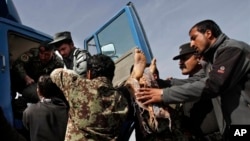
[203,33,229,62]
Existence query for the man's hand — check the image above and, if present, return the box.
[24,75,34,85]
[135,88,163,105]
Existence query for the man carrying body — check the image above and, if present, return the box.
[136,19,250,140]
[130,45,219,141]
[170,43,220,140]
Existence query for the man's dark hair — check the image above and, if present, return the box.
[37,75,63,98]
[189,19,222,38]
[39,40,54,51]
[87,54,115,81]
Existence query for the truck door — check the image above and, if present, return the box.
[0,21,13,125]
[84,2,153,87]
[0,17,52,126]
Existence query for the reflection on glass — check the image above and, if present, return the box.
[87,37,98,55]
[97,12,136,61]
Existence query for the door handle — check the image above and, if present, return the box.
[0,54,6,72]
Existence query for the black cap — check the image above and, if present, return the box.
[173,43,196,60]
[39,40,54,51]
[49,31,72,45]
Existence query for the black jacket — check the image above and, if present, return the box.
[22,98,68,141]
[170,67,219,137]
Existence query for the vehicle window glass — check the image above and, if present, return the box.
[8,32,40,67]
[97,12,136,61]
[86,37,98,55]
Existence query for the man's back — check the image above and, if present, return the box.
[23,98,68,141]
[50,68,129,141]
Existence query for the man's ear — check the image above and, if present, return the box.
[69,43,74,49]
[205,29,213,40]
[37,87,42,100]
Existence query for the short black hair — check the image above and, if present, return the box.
[87,54,115,81]
[189,19,222,38]
[37,75,62,98]
[39,40,54,51]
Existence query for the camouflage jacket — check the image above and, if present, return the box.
[12,48,64,82]
[50,68,129,141]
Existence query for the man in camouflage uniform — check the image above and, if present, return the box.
[49,31,91,77]
[50,54,129,141]
[12,41,64,104]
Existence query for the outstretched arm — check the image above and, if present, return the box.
[136,88,163,105]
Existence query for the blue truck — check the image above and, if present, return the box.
[0,0,153,139]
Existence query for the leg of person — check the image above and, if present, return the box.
[149,58,156,75]
[125,49,165,136]
[125,48,152,136]
[126,48,148,110]
[130,48,147,80]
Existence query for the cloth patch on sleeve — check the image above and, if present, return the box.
[20,54,29,62]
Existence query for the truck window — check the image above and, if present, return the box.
[8,32,40,67]
[97,11,135,60]
[85,9,139,61]
[86,37,98,55]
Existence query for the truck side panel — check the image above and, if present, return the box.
[0,25,13,125]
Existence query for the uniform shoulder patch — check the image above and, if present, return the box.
[217,66,225,74]
[20,54,29,62]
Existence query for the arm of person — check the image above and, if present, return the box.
[23,75,35,85]
[50,68,87,100]
[43,54,64,74]
[201,46,245,98]
[162,77,207,103]
[136,77,207,105]
[12,53,30,80]
[12,52,35,85]
[73,49,91,76]
[171,65,206,86]
[22,107,30,130]
[137,46,245,105]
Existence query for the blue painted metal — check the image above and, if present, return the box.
[84,2,153,63]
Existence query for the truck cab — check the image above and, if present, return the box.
[1,0,153,140]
